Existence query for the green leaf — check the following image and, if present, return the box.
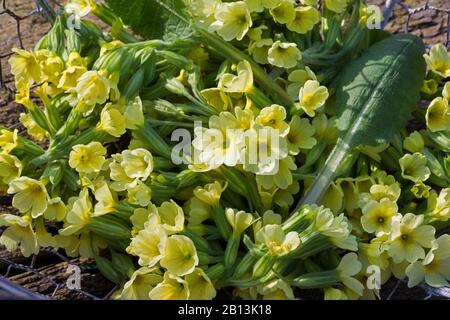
[105,0,191,40]
[295,34,426,210]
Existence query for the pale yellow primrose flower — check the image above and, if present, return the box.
[35,50,64,84]
[423,44,450,78]
[256,104,290,136]
[268,41,301,69]
[269,1,295,24]
[19,113,47,141]
[256,224,300,256]
[257,279,295,300]
[286,6,320,34]
[127,223,167,267]
[119,267,163,300]
[185,268,217,300]
[156,200,186,234]
[426,97,450,132]
[388,213,436,263]
[160,235,199,276]
[225,208,254,235]
[211,1,252,41]
[0,214,38,257]
[325,0,350,14]
[286,116,316,155]
[8,177,48,218]
[96,105,127,137]
[219,60,253,93]
[69,142,107,174]
[443,82,450,101]
[149,272,189,300]
[360,198,399,236]
[399,153,431,183]
[427,188,450,222]
[59,188,92,235]
[8,48,41,84]
[120,148,153,181]
[403,131,424,153]
[287,67,317,100]
[337,253,364,296]
[256,155,297,190]
[406,234,450,288]
[0,153,22,189]
[43,197,67,221]
[298,80,329,117]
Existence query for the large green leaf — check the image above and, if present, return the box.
[105,0,191,40]
[295,34,426,209]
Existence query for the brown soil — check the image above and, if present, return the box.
[0,0,449,300]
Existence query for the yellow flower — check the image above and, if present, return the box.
[65,0,96,17]
[411,181,431,199]
[193,181,226,207]
[58,65,88,90]
[268,41,301,68]
[256,155,297,190]
[255,224,300,256]
[399,153,431,183]
[443,82,450,101]
[0,129,18,154]
[311,206,357,250]
[423,44,450,78]
[0,214,38,257]
[298,80,329,117]
[43,197,67,221]
[8,48,41,84]
[257,279,294,300]
[0,153,22,191]
[256,104,290,136]
[388,213,436,263]
[185,196,212,226]
[59,189,92,235]
[123,96,145,130]
[160,235,198,276]
[149,272,189,300]
[35,50,65,84]
[219,60,254,93]
[421,79,438,95]
[403,131,424,153]
[127,180,152,207]
[427,188,450,222]
[120,148,154,181]
[201,88,233,111]
[185,268,217,300]
[75,70,113,112]
[287,67,317,100]
[324,287,348,300]
[127,223,167,267]
[286,6,320,34]
[273,180,300,207]
[249,38,273,65]
[361,198,399,236]
[337,253,364,296]
[212,1,252,41]
[69,142,107,173]
[225,208,254,235]
[325,0,350,14]
[8,177,48,218]
[96,105,127,137]
[406,235,450,288]
[19,113,47,141]
[425,97,450,132]
[67,51,87,67]
[36,218,57,248]
[119,267,163,300]
[269,1,295,24]
[93,182,117,216]
[156,200,186,234]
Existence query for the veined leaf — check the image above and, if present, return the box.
[105,0,192,40]
[295,34,426,210]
